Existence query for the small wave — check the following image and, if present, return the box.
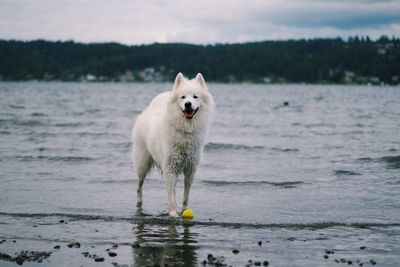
[17,120,45,127]
[333,170,361,176]
[12,155,95,163]
[109,142,132,152]
[73,132,123,138]
[204,142,265,151]
[9,104,25,109]
[358,157,373,162]
[31,112,46,117]
[305,123,336,129]
[110,141,132,148]
[53,122,86,127]
[0,212,116,222]
[0,130,10,135]
[358,155,400,169]
[0,119,44,127]
[378,155,400,169]
[100,179,133,184]
[31,132,57,138]
[270,147,299,153]
[202,180,304,188]
[86,108,102,114]
[39,155,95,162]
[0,212,399,230]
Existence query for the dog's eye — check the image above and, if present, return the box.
[181,96,186,99]
[193,95,198,99]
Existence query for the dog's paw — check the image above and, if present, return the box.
[169,210,178,217]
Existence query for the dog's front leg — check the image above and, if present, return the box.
[166,172,178,217]
[182,170,194,210]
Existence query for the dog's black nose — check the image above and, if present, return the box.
[185,102,192,109]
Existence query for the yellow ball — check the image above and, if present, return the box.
[182,209,194,219]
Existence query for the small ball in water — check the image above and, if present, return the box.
[182,209,194,218]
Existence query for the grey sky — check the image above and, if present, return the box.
[1,0,399,44]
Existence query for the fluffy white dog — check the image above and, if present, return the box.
[132,73,214,217]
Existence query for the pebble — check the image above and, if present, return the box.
[67,242,81,248]
[347,260,353,265]
[325,250,335,254]
[108,252,117,257]
[254,261,261,266]
[94,257,105,262]
[0,250,52,265]
[53,245,60,250]
[359,246,366,250]
[370,259,376,265]
[232,249,239,254]
[15,257,24,265]
[324,255,329,259]
[340,259,347,263]
[59,220,65,223]
[257,240,262,246]
[263,261,269,266]
[216,256,226,266]
[283,101,290,106]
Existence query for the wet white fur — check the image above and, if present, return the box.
[132,73,214,217]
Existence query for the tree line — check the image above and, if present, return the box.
[0,36,399,84]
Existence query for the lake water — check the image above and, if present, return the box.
[0,82,399,266]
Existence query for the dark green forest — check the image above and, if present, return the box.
[0,36,399,84]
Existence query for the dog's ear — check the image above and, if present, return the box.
[173,73,184,90]
[195,73,207,90]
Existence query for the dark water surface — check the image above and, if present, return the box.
[0,82,399,266]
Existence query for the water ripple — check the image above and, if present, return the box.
[333,170,362,176]
[202,180,304,188]
[204,142,265,151]
[0,212,399,230]
[8,155,96,163]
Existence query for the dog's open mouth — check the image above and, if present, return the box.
[182,108,198,119]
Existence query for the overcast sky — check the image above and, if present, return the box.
[1,0,399,44]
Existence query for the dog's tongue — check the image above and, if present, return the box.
[184,111,194,119]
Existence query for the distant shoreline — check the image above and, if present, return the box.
[1,37,399,85]
[0,80,397,87]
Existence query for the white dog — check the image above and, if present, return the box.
[132,73,214,217]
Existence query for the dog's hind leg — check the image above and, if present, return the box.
[134,150,153,208]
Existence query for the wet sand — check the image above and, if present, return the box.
[0,214,398,266]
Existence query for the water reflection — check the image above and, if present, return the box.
[132,218,199,266]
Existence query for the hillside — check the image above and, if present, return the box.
[0,36,399,84]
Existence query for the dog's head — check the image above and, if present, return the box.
[171,73,212,120]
